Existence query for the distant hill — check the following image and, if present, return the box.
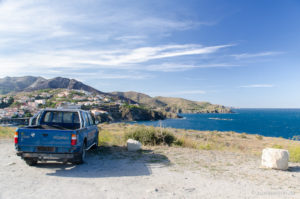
[0,76,231,114]
[111,91,232,114]
[0,76,103,95]
[0,76,41,94]
[112,91,167,107]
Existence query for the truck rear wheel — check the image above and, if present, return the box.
[73,142,86,164]
[25,158,38,166]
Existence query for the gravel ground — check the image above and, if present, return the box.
[0,139,299,199]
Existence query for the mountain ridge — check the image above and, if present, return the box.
[0,76,104,94]
[111,91,232,114]
[0,76,232,114]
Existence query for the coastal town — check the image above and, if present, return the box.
[0,89,124,120]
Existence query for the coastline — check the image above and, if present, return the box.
[128,109,300,139]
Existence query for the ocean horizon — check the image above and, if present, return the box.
[131,108,300,139]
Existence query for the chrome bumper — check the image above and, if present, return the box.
[17,152,75,160]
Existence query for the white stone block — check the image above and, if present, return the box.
[127,139,142,151]
[261,148,289,170]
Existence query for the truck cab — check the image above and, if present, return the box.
[15,109,99,166]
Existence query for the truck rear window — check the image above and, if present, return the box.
[41,111,80,130]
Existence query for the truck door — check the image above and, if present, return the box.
[82,112,95,147]
[87,112,98,144]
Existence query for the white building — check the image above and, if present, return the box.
[35,99,46,105]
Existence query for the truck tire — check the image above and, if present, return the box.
[73,142,86,164]
[25,158,38,166]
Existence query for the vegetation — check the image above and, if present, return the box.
[0,96,14,108]
[124,125,175,146]
[272,144,283,149]
[1,122,300,163]
[41,100,57,108]
[98,129,124,146]
[0,126,16,138]
[98,123,300,163]
[256,135,263,140]
[289,146,300,162]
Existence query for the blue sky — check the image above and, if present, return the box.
[0,0,300,108]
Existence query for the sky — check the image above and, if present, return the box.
[0,0,300,108]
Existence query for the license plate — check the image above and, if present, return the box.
[37,146,55,152]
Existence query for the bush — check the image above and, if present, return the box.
[174,138,184,146]
[239,133,247,139]
[199,143,212,150]
[125,126,175,146]
[272,144,283,149]
[256,135,263,140]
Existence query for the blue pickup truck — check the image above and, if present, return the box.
[15,109,99,166]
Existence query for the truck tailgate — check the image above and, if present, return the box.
[17,128,74,147]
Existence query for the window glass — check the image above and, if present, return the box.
[74,113,80,123]
[42,111,79,124]
[81,112,88,127]
[87,113,94,125]
[63,112,79,124]
[52,112,62,123]
[85,112,91,126]
[43,112,52,123]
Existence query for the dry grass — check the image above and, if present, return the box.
[98,126,125,147]
[0,126,16,138]
[289,146,300,162]
[99,123,300,162]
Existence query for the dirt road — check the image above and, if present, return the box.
[0,139,299,199]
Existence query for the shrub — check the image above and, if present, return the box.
[289,146,300,162]
[256,135,263,140]
[239,133,247,139]
[198,143,212,150]
[173,136,198,149]
[125,126,175,146]
[272,144,283,149]
[174,138,184,146]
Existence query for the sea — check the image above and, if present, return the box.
[131,109,300,139]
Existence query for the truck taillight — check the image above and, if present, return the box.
[71,134,77,146]
[14,132,18,144]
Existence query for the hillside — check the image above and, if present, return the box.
[112,91,167,107]
[0,76,103,95]
[111,91,232,114]
[0,76,232,121]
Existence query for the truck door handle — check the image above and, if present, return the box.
[43,134,48,137]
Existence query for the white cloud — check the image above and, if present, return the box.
[240,84,274,88]
[0,0,203,49]
[146,63,236,72]
[0,44,232,73]
[0,0,283,84]
[0,0,234,77]
[232,52,283,59]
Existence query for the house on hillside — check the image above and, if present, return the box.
[35,99,46,105]
[91,109,108,116]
